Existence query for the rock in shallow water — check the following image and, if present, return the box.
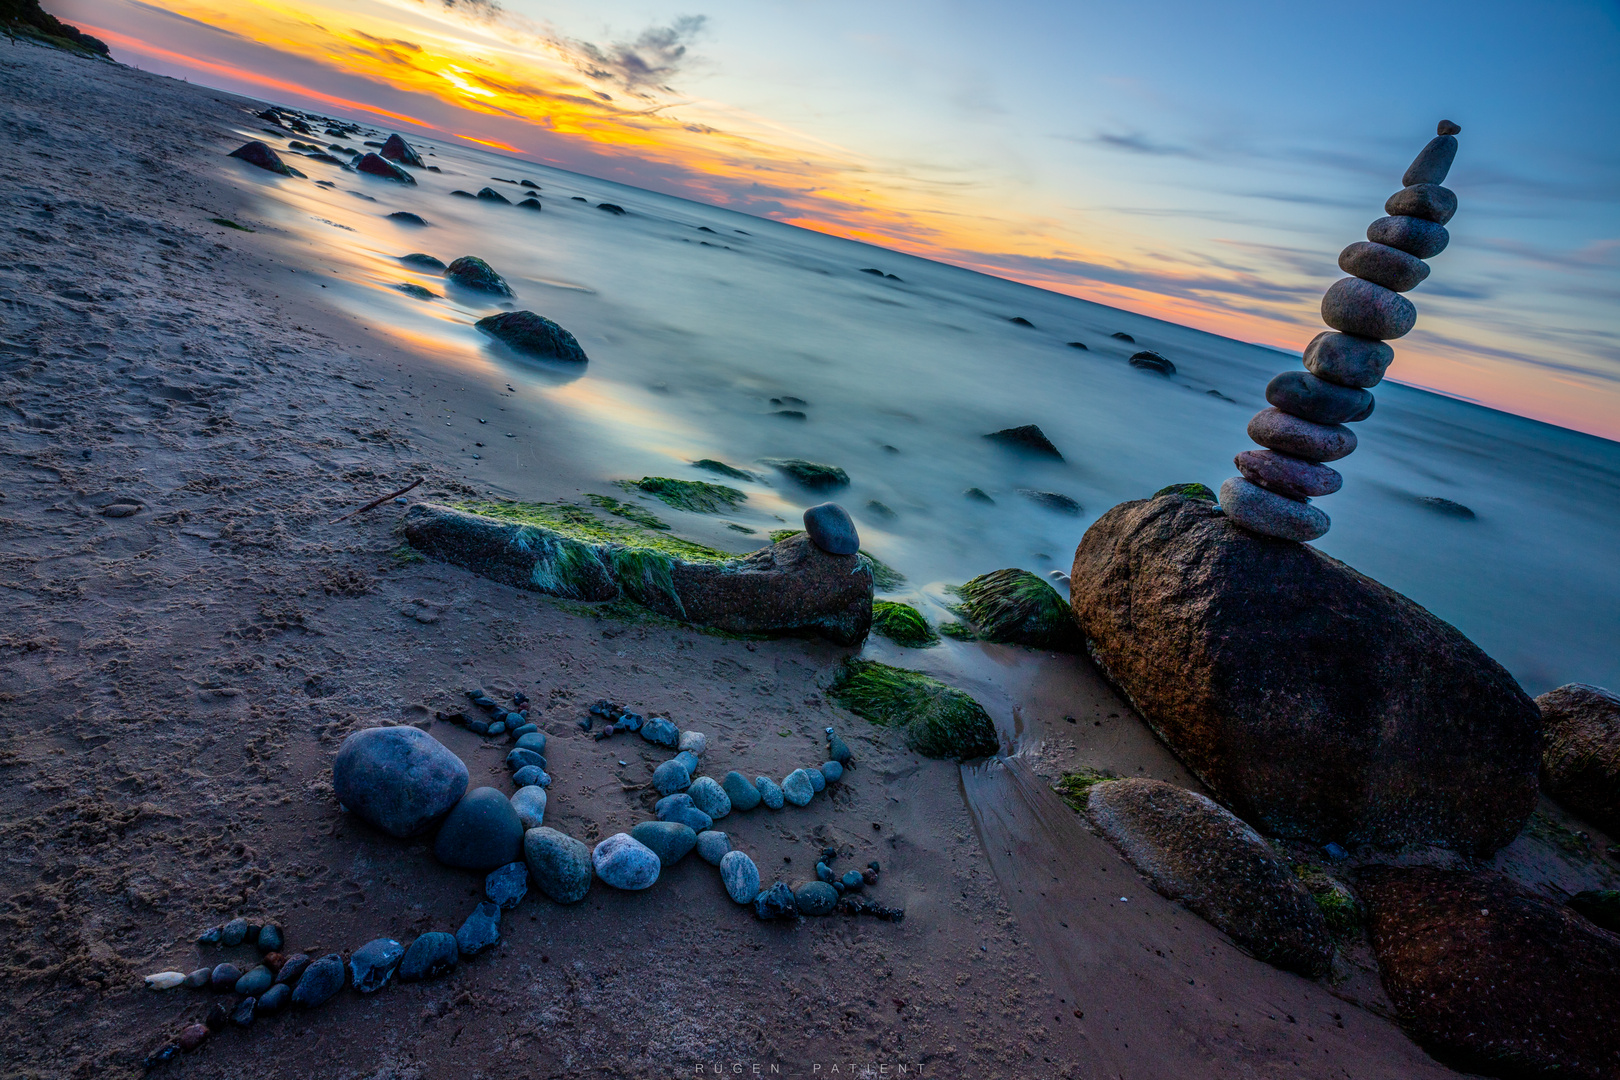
[475,311,588,362]
[357,152,416,184]
[333,726,468,838]
[723,771,761,811]
[687,776,731,819]
[444,255,513,296]
[593,833,661,889]
[228,140,295,176]
[983,424,1064,459]
[379,132,424,167]
[1537,683,1620,836]
[398,932,458,981]
[524,827,593,903]
[435,787,525,871]
[349,938,404,992]
[485,862,529,909]
[721,851,760,903]
[291,954,346,1008]
[696,830,730,865]
[456,902,501,957]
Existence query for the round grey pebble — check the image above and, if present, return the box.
[1264,371,1371,426]
[723,771,762,811]
[820,761,844,784]
[1321,277,1416,341]
[781,769,815,807]
[1247,408,1357,463]
[349,938,404,992]
[456,902,501,957]
[639,716,679,748]
[795,880,838,916]
[256,924,283,953]
[398,932,458,982]
[755,776,785,810]
[272,953,310,987]
[826,728,853,764]
[257,982,290,1014]
[1234,449,1342,501]
[678,730,707,756]
[1366,215,1449,260]
[234,965,273,997]
[805,767,826,793]
[840,870,865,891]
[1219,477,1329,542]
[514,731,547,755]
[333,725,469,838]
[1385,183,1456,226]
[630,820,698,866]
[1403,133,1457,187]
[485,861,529,909]
[210,963,241,992]
[803,502,860,555]
[291,954,346,1008]
[506,747,546,772]
[1302,331,1394,389]
[652,758,692,795]
[674,749,700,775]
[659,803,713,832]
[524,826,593,903]
[721,850,761,904]
[593,832,662,889]
[696,830,730,866]
[511,785,547,830]
[1338,240,1429,294]
[184,968,211,989]
[512,765,550,788]
[222,918,248,947]
[687,776,731,819]
[434,786,525,871]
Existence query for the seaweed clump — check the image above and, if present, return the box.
[953,568,1080,651]
[624,477,746,514]
[1052,768,1116,812]
[585,493,668,530]
[458,500,729,564]
[828,659,997,760]
[762,458,849,490]
[769,530,904,590]
[871,601,938,648]
[1153,482,1217,501]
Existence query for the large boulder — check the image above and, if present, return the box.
[1359,866,1620,1080]
[379,133,424,167]
[1538,683,1620,835]
[1086,778,1332,976]
[356,152,417,184]
[475,311,588,362]
[1069,492,1539,856]
[433,787,524,870]
[228,141,296,176]
[332,726,468,838]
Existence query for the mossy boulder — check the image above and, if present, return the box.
[762,458,849,490]
[476,311,587,362]
[403,501,872,643]
[827,659,997,760]
[871,601,937,648]
[444,256,512,296]
[1152,482,1216,501]
[1537,683,1620,836]
[955,569,1080,651]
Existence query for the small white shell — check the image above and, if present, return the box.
[144,971,187,990]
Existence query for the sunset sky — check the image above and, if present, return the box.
[60,0,1620,439]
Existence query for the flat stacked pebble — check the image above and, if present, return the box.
[1219,120,1462,541]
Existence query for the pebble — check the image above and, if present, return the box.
[486,862,529,909]
[196,926,222,945]
[826,728,853,764]
[696,830,730,866]
[209,963,242,992]
[652,758,692,795]
[1404,133,1458,187]
[1384,183,1457,226]
[183,968,211,989]
[781,769,815,807]
[1218,477,1330,542]
[816,861,836,883]
[1321,277,1416,340]
[687,776,732,819]
[820,761,844,784]
[674,749,701,775]
[349,938,404,992]
[1338,240,1429,294]
[655,792,695,816]
[234,964,273,997]
[794,880,838,916]
[1234,449,1343,500]
[1264,370,1372,426]
[805,767,826,793]
[511,784,547,829]
[512,765,550,788]
[256,924,283,953]
[257,982,290,1014]
[222,918,248,947]
[506,747,547,771]
[434,786,525,870]
[487,721,506,737]
[723,771,762,811]
[803,502,860,555]
[1302,331,1394,389]
[273,953,310,986]
[398,932,459,981]
[1247,408,1357,462]
[1366,214,1449,260]
[1437,119,1462,136]
[291,953,346,1008]
[511,723,538,738]
[332,725,469,838]
[178,1023,209,1052]
[593,833,662,889]
[144,971,186,991]
[755,776,785,810]
[616,710,644,732]
[721,851,762,904]
[456,902,502,957]
[524,827,594,903]
[659,803,713,832]
[678,730,707,756]
[640,716,679,748]
[754,880,797,920]
[841,870,865,892]
[204,1003,228,1031]
[514,730,546,754]
[630,820,699,866]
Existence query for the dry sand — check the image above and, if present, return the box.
[0,39,1611,1080]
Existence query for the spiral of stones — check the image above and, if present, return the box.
[1218,119,1462,541]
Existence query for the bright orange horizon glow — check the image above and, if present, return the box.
[456,134,525,152]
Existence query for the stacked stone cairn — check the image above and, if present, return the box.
[1219,120,1463,541]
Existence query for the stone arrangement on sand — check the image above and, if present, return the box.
[1220,120,1464,541]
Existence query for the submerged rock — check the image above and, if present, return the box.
[1538,683,1620,835]
[1129,351,1176,375]
[1069,491,1540,855]
[871,600,938,648]
[954,568,1080,650]
[228,141,295,176]
[984,424,1063,460]
[1087,779,1331,976]
[444,256,513,296]
[400,252,446,271]
[476,311,588,362]
[476,186,510,203]
[333,726,468,838]
[357,153,417,184]
[762,458,849,490]
[828,659,997,760]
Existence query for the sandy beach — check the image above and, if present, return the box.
[1,39,1615,1080]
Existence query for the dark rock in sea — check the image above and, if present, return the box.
[721,851,761,903]
[388,211,428,226]
[984,424,1063,459]
[795,880,838,915]
[1321,277,1417,340]
[1068,490,1541,855]
[379,133,424,167]
[859,268,885,276]
[521,179,540,188]
[456,902,501,957]
[828,658,997,761]
[357,153,417,184]
[272,953,310,986]
[1360,866,1620,1079]
[228,141,295,176]
[1338,240,1429,293]
[571,196,587,202]
[1415,496,1475,518]
[349,938,404,992]
[1089,778,1332,975]
[234,964,273,997]
[1247,407,1357,462]
[1234,449,1342,501]
[209,963,241,992]
[1569,889,1620,934]
[692,458,753,480]
[763,458,849,489]
[630,820,699,866]
[1302,331,1394,389]
[722,770,762,812]
[291,954,346,1008]
[435,787,524,870]
[524,827,594,903]
[475,310,588,362]
[1385,183,1458,226]
[1067,341,1088,350]
[398,932,459,981]
[452,190,478,199]
[593,832,662,889]
[257,982,290,1014]
[754,881,798,920]
[1264,371,1372,426]
[444,256,513,296]
[1538,683,1620,835]
[1018,489,1082,515]
[400,252,446,271]
[1129,351,1176,375]
[394,283,436,300]
[333,725,468,838]
[485,862,529,910]
[955,568,1080,650]
[476,186,511,204]
[1404,133,1459,187]
[1008,316,1035,327]
[517,198,543,211]
[802,502,860,555]
[1366,215,1449,260]
[597,203,627,214]
[865,500,895,519]
[964,487,995,504]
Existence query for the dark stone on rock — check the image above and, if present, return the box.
[1367,215,1449,259]
[291,954,345,1008]
[357,153,417,184]
[1247,407,1356,462]
[333,725,468,838]
[435,786,524,870]
[444,255,513,296]
[456,902,501,957]
[1360,866,1620,1079]
[1302,331,1394,389]
[349,938,404,992]
[1264,370,1372,426]
[984,424,1063,459]
[257,982,290,1014]
[802,502,859,555]
[234,964,273,997]
[474,310,588,361]
[486,862,529,909]
[795,880,838,915]
[451,189,477,199]
[209,963,241,992]
[754,881,798,920]
[1089,779,1331,975]
[222,918,248,946]
[1338,240,1430,293]
[400,252,446,270]
[1234,449,1342,501]
[1538,684,1620,835]
[476,186,511,204]
[630,820,698,866]
[1404,133,1459,187]
[722,771,762,811]
[379,133,424,167]
[524,826,594,903]
[256,924,283,953]
[1321,277,1417,340]
[1110,332,1135,342]
[597,203,627,214]
[1129,350,1176,375]
[388,211,428,226]
[1072,493,1540,854]
[272,953,310,986]
[1218,477,1329,541]
[1385,183,1457,226]
[398,932,458,981]
[228,141,294,176]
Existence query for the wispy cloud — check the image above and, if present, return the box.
[1087,131,1202,158]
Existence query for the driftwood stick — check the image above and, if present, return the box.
[331,477,423,524]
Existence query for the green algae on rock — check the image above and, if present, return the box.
[584,493,668,530]
[871,600,938,648]
[954,568,1080,651]
[691,459,754,480]
[475,310,587,361]
[1051,767,1116,811]
[624,477,746,514]
[828,659,996,760]
[762,458,849,490]
[1152,482,1216,501]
